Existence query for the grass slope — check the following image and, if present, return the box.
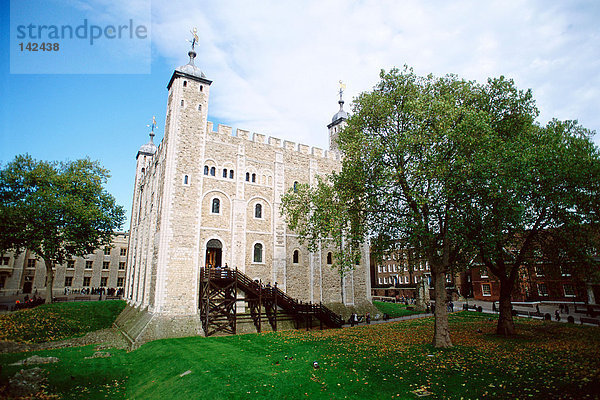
[373,300,424,318]
[0,300,126,343]
[1,312,599,399]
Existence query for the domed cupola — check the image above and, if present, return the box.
[327,81,349,152]
[137,116,158,159]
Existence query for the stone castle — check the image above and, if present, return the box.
[121,42,371,342]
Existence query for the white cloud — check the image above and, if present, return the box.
[148,0,600,147]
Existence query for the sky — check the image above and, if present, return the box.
[1,0,599,229]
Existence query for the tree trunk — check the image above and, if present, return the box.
[496,277,516,336]
[340,274,345,304]
[44,260,55,304]
[432,267,452,348]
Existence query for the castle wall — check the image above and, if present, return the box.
[125,64,371,327]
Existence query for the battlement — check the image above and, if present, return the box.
[205,121,340,161]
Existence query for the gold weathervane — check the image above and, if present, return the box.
[189,28,199,50]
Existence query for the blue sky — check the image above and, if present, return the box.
[2,0,599,230]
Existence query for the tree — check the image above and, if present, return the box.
[283,67,485,348]
[0,154,125,303]
[457,96,600,335]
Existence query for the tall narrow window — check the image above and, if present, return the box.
[293,181,298,192]
[251,173,256,183]
[198,104,202,112]
[180,100,184,107]
[204,165,209,175]
[183,80,187,87]
[255,203,262,219]
[200,85,203,92]
[184,175,189,185]
[245,172,250,182]
[293,250,299,264]
[229,170,234,179]
[212,198,220,214]
[223,169,227,178]
[253,243,263,263]
[210,167,215,176]
[327,252,332,265]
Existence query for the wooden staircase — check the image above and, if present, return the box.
[199,267,343,337]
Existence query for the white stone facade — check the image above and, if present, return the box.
[125,52,372,326]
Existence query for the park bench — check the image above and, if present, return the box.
[104,296,121,300]
[53,296,68,302]
[74,296,92,301]
[580,317,600,326]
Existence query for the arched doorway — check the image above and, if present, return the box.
[205,239,223,268]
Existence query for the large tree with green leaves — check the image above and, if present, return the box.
[0,155,125,303]
[457,101,600,335]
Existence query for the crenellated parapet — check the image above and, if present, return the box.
[205,121,340,161]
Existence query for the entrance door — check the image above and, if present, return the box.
[23,277,33,294]
[205,239,223,268]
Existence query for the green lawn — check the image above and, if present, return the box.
[1,312,599,399]
[0,300,126,343]
[373,300,425,318]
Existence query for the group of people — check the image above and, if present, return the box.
[348,312,371,326]
[14,294,44,310]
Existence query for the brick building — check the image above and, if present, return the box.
[0,233,128,296]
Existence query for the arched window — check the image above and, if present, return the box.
[229,170,234,179]
[327,252,333,265]
[293,181,298,192]
[255,203,262,219]
[251,173,256,183]
[183,80,187,87]
[180,100,184,107]
[183,175,189,185]
[253,243,263,263]
[293,250,299,264]
[245,172,250,182]
[199,85,203,92]
[204,166,209,175]
[211,198,220,214]
[210,167,215,176]
[198,104,202,112]
[223,168,227,178]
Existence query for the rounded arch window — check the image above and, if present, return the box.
[204,165,209,175]
[223,168,227,178]
[293,250,299,264]
[211,198,220,214]
[229,170,234,179]
[327,252,333,265]
[251,173,256,183]
[255,203,262,219]
[293,181,299,192]
[183,80,187,87]
[210,167,215,176]
[245,172,250,182]
[253,243,263,263]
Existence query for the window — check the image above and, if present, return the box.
[293,181,298,192]
[253,243,263,263]
[535,266,544,277]
[67,260,75,269]
[27,259,36,268]
[327,252,333,265]
[204,166,209,175]
[378,277,382,285]
[184,175,189,185]
[229,170,234,179]
[180,99,184,107]
[245,172,250,182]
[293,250,299,264]
[251,173,256,183]
[480,268,488,278]
[211,198,220,214]
[404,276,409,284]
[199,85,203,92]
[538,283,549,297]
[100,277,108,287]
[120,248,127,256]
[85,261,93,269]
[564,284,575,297]
[446,274,452,283]
[83,277,91,287]
[119,262,126,270]
[378,265,382,273]
[223,169,227,178]
[183,80,187,87]
[1,257,9,265]
[414,276,418,284]
[104,247,111,255]
[64,277,73,287]
[210,167,215,176]
[198,104,202,112]
[117,277,125,287]
[255,203,262,219]
[560,266,571,277]
[103,261,110,270]
[482,283,491,296]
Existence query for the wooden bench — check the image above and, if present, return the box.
[580,317,600,326]
[53,296,68,302]
[74,296,92,301]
